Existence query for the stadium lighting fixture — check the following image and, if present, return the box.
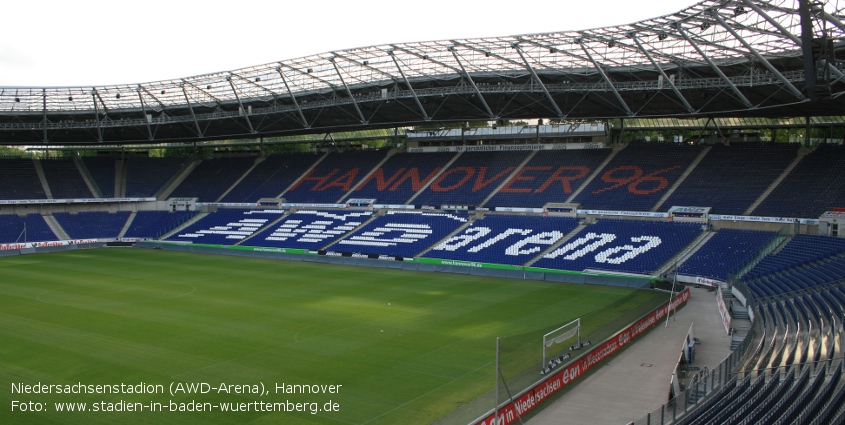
[734,6,746,16]
[161,90,165,94]
[700,21,710,31]
[14,98,20,102]
[608,40,615,48]
[207,85,211,90]
[658,32,668,41]
[68,96,72,101]
[116,93,120,99]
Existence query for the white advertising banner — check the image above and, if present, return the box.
[0,239,98,251]
[408,142,605,154]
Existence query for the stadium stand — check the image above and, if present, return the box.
[81,157,116,198]
[753,144,845,218]
[659,144,798,214]
[742,234,845,298]
[677,229,777,282]
[0,159,47,200]
[242,210,373,250]
[53,211,131,239]
[125,157,188,198]
[532,218,702,275]
[413,151,531,206]
[344,152,455,205]
[40,159,93,199]
[220,153,320,202]
[0,214,58,243]
[330,210,467,257]
[426,214,579,265]
[572,143,703,211]
[284,150,388,203]
[166,209,285,245]
[169,157,256,202]
[485,148,612,207]
[123,211,199,239]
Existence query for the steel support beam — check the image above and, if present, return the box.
[275,67,310,129]
[389,45,462,74]
[675,24,754,109]
[181,84,204,138]
[42,89,48,143]
[329,57,367,124]
[181,80,223,105]
[388,50,429,120]
[630,34,695,113]
[227,77,255,134]
[712,12,807,100]
[138,86,167,110]
[91,90,103,142]
[740,0,845,82]
[449,46,496,119]
[230,72,279,102]
[577,41,634,116]
[512,43,564,118]
[798,0,818,93]
[136,87,153,141]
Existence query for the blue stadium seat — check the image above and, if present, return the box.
[344,152,455,205]
[284,150,389,203]
[413,151,530,206]
[426,214,579,265]
[40,159,94,199]
[677,228,776,281]
[166,209,285,245]
[0,159,46,200]
[123,211,199,239]
[330,211,467,257]
[242,209,373,250]
[221,153,321,203]
[170,157,256,202]
[53,211,131,239]
[533,218,702,274]
[0,214,57,243]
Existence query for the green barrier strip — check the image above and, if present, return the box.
[155,242,312,255]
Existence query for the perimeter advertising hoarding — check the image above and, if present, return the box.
[472,289,691,425]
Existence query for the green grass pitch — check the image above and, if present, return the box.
[0,248,665,424]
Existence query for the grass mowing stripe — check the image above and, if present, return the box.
[0,248,664,425]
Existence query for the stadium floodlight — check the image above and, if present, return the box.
[542,317,581,369]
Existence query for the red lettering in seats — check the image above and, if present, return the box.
[629,166,680,195]
[472,167,515,192]
[290,168,340,191]
[536,166,590,193]
[355,168,406,191]
[390,167,443,192]
[499,166,551,193]
[593,166,643,195]
[319,169,359,191]
[592,165,681,195]
[431,167,475,191]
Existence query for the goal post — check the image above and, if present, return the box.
[542,318,580,368]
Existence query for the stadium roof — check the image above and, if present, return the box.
[1,0,844,146]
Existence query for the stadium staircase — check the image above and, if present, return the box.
[744,146,815,215]
[156,158,201,200]
[234,210,292,246]
[41,213,70,240]
[565,144,625,203]
[216,157,266,202]
[405,152,463,205]
[478,151,538,207]
[32,159,53,199]
[158,212,208,240]
[652,146,712,212]
[338,149,397,203]
[654,230,715,278]
[73,155,102,198]
[415,213,481,258]
[319,210,386,251]
[277,152,328,199]
[523,222,588,267]
[117,212,137,239]
[114,159,126,197]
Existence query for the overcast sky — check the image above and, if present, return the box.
[1,0,693,87]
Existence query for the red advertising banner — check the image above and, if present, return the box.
[473,289,691,425]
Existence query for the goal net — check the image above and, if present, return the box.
[542,318,580,370]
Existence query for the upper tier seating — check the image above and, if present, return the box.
[426,214,579,265]
[660,144,798,214]
[0,214,57,243]
[40,159,93,199]
[486,149,612,208]
[242,210,373,250]
[344,152,455,205]
[572,143,703,211]
[125,157,188,197]
[166,209,286,245]
[753,144,845,218]
[533,218,702,275]
[413,151,531,206]
[81,157,116,197]
[677,228,776,281]
[53,211,130,239]
[123,211,199,239]
[220,153,321,203]
[330,211,467,257]
[169,157,256,202]
[284,150,389,203]
[0,159,46,200]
